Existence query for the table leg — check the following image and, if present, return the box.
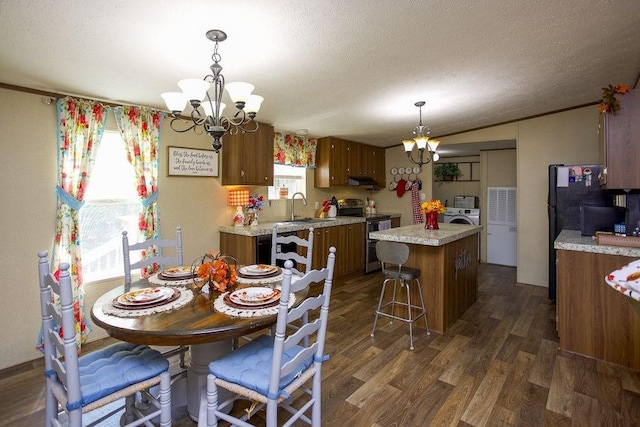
[187,340,234,422]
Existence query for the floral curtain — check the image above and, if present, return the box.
[273,133,317,167]
[38,97,108,352]
[114,106,164,277]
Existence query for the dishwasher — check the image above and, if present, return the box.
[255,231,297,268]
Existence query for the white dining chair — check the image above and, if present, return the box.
[271,225,314,275]
[200,246,337,427]
[122,226,183,285]
[123,226,188,367]
[37,251,172,427]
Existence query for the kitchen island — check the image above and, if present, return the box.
[554,230,640,370]
[369,223,482,333]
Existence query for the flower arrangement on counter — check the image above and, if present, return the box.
[420,199,446,214]
[192,251,237,293]
[246,194,264,211]
[600,84,630,114]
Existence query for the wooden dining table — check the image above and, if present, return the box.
[91,277,306,421]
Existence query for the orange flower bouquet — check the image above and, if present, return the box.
[192,251,237,293]
[420,199,446,214]
[420,199,445,230]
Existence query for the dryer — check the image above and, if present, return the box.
[443,207,480,225]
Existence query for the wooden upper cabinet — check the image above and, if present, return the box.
[599,88,640,190]
[221,123,274,186]
[315,137,385,188]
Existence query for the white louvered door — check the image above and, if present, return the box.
[487,187,517,266]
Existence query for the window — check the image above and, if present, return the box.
[80,131,140,282]
[268,164,307,200]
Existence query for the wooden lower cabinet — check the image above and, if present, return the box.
[557,250,640,370]
[221,223,365,280]
[310,223,364,278]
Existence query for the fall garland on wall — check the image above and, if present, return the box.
[599,84,630,114]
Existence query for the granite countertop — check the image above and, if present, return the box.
[369,223,482,247]
[219,216,366,237]
[554,229,640,257]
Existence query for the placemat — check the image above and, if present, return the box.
[213,292,296,318]
[102,289,194,317]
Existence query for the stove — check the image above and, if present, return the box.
[337,199,391,273]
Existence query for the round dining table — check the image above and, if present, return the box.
[91,278,305,421]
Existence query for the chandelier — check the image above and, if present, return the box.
[161,29,263,152]
[402,101,440,168]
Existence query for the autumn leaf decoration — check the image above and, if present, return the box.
[599,84,630,114]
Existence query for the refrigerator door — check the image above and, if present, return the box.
[548,164,612,301]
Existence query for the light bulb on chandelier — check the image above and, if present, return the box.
[402,101,440,168]
[161,29,263,152]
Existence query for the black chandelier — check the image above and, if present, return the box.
[402,101,440,168]
[161,29,263,152]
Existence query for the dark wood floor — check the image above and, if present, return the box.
[3,264,640,426]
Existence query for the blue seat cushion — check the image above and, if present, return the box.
[75,342,169,407]
[208,335,313,397]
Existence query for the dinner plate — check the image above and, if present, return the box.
[161,266,194,278]
[229,287,281,306]
[239,264,279,276]
[605,259,640,293]
[116,287,174,306]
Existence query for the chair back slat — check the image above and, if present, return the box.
[286,295,323,324]
[280,343,319,377]
[123,226,183,284]
[271,225,314,276]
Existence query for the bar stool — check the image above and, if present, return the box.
[371,240,429,349]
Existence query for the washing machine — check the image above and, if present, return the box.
[443,207,480,225]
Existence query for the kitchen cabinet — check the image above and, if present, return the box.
[220,233,256,265]
[315,137,385,188]
[221,123,274,186]
[557,249,640,370]
[309,223,364,277]
[598,88,640,189]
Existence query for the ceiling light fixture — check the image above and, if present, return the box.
[161,29,263,153]
[402,101,440,168]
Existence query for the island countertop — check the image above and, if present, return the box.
[554,229,640,257]
[219,216,365,237]
[369,223,482,246]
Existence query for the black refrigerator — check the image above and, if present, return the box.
[547,164,614,301]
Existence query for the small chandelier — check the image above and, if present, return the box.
[161,29,263,152]
[402,101,440,168]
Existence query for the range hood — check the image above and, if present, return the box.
[348,176,379,186]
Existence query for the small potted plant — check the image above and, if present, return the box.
[433,163,462,181]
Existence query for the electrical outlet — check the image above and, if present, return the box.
[420,193,426,201]
[314,201,319,210]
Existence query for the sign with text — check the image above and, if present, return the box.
[167,146,218,177]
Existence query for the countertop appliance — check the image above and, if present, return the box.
[337,198,390,273]
[548,164,615,301]
[454,195,479,209]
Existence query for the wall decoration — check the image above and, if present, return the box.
[167,146,218,176]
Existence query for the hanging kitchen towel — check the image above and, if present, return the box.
[396,178,407,197]
[411,179,423,224]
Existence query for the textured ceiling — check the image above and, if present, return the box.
[1,0,639,155]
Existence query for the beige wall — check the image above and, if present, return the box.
[0,86,600,370]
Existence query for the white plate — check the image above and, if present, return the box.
[117,287,173,306]
[239,264,279,276]
[606,259,640,293]
[412,166,421,174]
[161,266,193,278]
[229,287,280,305]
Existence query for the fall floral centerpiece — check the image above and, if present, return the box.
[191,251,237,293]
[600,84,630,114]
[245,194,264,226]
[420,199,446,230]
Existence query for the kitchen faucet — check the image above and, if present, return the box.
[290,192,307,221]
